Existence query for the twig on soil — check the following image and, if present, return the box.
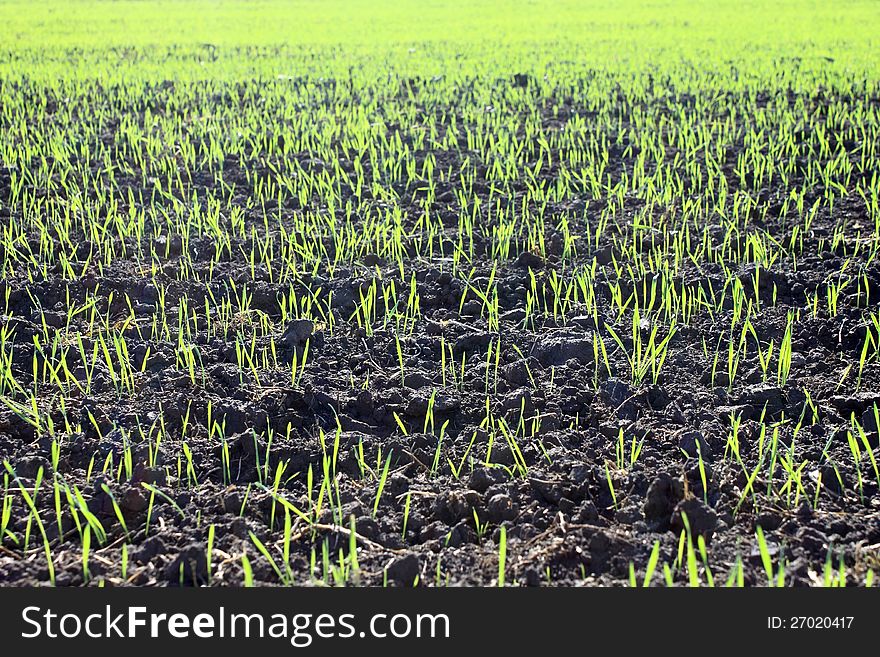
[0,544,22,559]
[395,489,436,500]
[402,449,430,471]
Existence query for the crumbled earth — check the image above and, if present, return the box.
[1,74,879,587]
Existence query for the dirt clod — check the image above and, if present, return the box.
[670,498,718,540]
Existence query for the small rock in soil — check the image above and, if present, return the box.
[670,497,717,540]
[520,567,542,587]
[577,500,600,523]
[487,493,518,522]
[535,333,592,366]
[812,463,847,496]
[796,526,828,554]
[460,299,482,316]
[446,521,475,547]
[355,516,380,540]
[433,490,475,524]
[736,383,785,408]
[716,404,756,422]
[755,511,782,531]
[501,359,532,386]
[122,487,148,512]
[12,455,51,480]
[163,544,209,585]
[419,521,449,542]
[132,463,167,485]
[281,318,314,346]
[386,554,420,586]
[129,536,165,565]
[468,467,501,493]
[515,251,544,269]
[454,331,492,353]
[615,504,642,525]
[601,378,634,407]
[830,392,880,417]
[530,477,564,504]
[678,429,711,459]
[643,474,684,529]
[404,371,433,389]
[644,384,671,409]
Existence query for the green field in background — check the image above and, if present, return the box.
[1,0,877,81]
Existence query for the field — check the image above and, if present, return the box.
[1,0,879,587]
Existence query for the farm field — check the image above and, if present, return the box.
[1,0,879,587]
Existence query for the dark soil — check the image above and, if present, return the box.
[1,75,879,586]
